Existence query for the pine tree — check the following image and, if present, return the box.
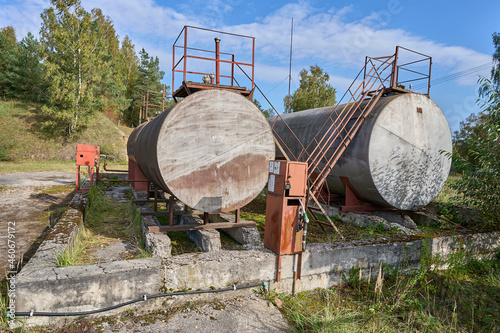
[10,33,46,102]
[0,26,18,99]
[124,48,166,126]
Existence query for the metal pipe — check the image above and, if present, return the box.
[231,54,234,86]
[100,155,127,173]
[215,37,221,85]
[183,29,187,82]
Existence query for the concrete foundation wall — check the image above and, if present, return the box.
[161,238,424,294]
[14,231,499,327]
[15,258,163,326]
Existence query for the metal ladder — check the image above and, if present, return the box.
[301,53,400,236]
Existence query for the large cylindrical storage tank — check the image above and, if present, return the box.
[128,89,275,213]
[269,93,452,210]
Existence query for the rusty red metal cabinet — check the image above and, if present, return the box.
[75,144,100,192]
[264,160,307,256]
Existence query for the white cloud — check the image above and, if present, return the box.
[225,2,490,88]
[0,0,49,39]
[0,0,490,90]
[82,0,197,39]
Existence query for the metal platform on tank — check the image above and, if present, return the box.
[172,81,252,100]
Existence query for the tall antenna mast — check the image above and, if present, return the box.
[287,17,294,113]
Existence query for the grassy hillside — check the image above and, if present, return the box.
[0,100,131,173]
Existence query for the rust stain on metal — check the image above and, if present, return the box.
[167,153,269,213]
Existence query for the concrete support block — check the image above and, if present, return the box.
[140,206,171,258]
[324,205,415,235]
[217,213,263,249]
[142,215,172,258]
[180,215,221,252]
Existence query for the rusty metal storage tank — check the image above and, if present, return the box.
[128,89,276,213]
[269,93,452,210]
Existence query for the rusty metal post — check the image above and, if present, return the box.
[153,188,158,212]
[428,57,432,96]
[235,209,240,223]
[169,195,174,227]
[215,37,221,85]
[183,28,188,83]
[172,41,175,94]
[276,255,282,282]
[390,46,399,88]
[231,54,234,86]
[251,37,255,91]
[363,56,367,92]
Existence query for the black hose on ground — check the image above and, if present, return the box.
[12,282,264,317]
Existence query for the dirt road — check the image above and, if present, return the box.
[0,172,75,278]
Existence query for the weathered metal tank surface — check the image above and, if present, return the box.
[269,93,452,210]
[128,89,276,213]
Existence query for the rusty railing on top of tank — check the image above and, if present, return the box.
[171,26,255,97]
[303,46,432,202]
[266,46,431,237]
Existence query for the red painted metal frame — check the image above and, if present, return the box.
[75,144,100,193]
[339,177,395,213]
[172,26,255,98]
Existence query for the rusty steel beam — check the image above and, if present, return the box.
[148,221,256,233]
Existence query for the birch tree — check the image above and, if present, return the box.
[40,0,116,135]
[284,65,337,113]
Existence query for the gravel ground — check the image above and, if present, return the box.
[93,294,289,333]
[1,172,290,332]
[0,172,75,278]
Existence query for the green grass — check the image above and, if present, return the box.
[240,192,409,243]
[54,226,93,267]
[54,185,150,267]
[0,159,76,175]
[167,231,202,255]
[269,248,500,332]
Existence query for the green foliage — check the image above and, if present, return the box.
[493,32,500,91]
[0,27,45,102]
[1,2,163,136]
[0,139,14,161]
[450,78,500,221]
[283,65,337,112]
[10,33,46,102]
[271,244,500,332]
[40,0,117,135]
[253,98,275,118]
[38,0,162,135]
[452,111,489,169]
[479,32,500,96]
[0,26,18,99]
[124,48,166,126]
[54,226,88,267]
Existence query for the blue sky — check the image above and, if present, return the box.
[1,0,498,132]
